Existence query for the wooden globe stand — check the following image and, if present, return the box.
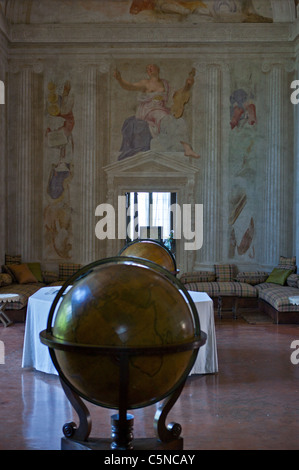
[40,334,206,450]
[59,374,186,451]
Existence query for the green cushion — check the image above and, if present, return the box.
[266,268,293,286]
[27,262,43,283]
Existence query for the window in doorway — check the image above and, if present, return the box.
[126,192,176,251]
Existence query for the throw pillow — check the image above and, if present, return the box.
[279,256,296,266]
[278,256,297,273]
[215,264,235,282]
[8,264,38,284]
[59,263,82,281]
[27,262,43,283]
[0,273,13,287]
[266,268,293,286]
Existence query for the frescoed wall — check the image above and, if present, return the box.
[1,0,298,272]
[44,79,75,260]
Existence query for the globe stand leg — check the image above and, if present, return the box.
[154,379,185,446]
[60,377,92,443]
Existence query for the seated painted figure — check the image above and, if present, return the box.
[114,64,200,160]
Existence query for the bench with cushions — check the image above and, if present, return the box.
[179,257,299,323]
[256,257,299,324]
[179,264,267,318]
[0,254,81,323]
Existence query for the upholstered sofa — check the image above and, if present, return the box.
[179,257,299,324]
[0,255,81,323]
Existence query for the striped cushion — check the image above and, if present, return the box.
[59,263,82,281]
[215,264,236,282]
[259,286,299,312]
[180,271,216,283]
[235,271,269,285]
[184,281,257,298]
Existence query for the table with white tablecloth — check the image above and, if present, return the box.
[22,287,218,376]
[22,287,63,375]
[187,291,218,375]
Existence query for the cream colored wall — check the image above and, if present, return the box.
[0,1,298,273]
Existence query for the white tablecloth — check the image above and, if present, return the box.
[22,287,218,376]
[22,287,63,375]
[188,291,218,375]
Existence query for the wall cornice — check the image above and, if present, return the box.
[8,22,292,46]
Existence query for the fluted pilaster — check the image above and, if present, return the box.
[262,63,290,265]
[80,66,98,264]
[293,58,299,265]
[0,49,6,263]
[201,64,222,264]
[15,67,41,260]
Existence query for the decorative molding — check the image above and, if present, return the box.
[8,23,292,45]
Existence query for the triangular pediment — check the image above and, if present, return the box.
[104,150,199,177]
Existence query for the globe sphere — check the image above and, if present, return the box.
[47,258,200,410]
[119,240,176,272]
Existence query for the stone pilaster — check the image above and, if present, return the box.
[293,57,299,265]
[80,65,99,265]
[199,64,222,266]
[14,65,43,261]
[0,40,6,264]
[262,62,293,266]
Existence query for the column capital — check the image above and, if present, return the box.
[262,59,295,74]
[8,60,44,74]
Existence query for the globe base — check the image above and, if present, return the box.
[61,436,183,451]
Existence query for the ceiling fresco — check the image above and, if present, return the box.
[1,0,292,25]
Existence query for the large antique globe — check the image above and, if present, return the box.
[41,257,203,411]
[119,239,177,273]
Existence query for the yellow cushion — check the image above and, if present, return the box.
[8,264,38,284]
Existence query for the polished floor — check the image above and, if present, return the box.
[1,314,299,450]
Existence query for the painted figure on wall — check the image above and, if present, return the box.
[44,79,75,260]
[113,64,200,160]
[228,79,258,260]
[230,88,257,130]
[46,80,75,158]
